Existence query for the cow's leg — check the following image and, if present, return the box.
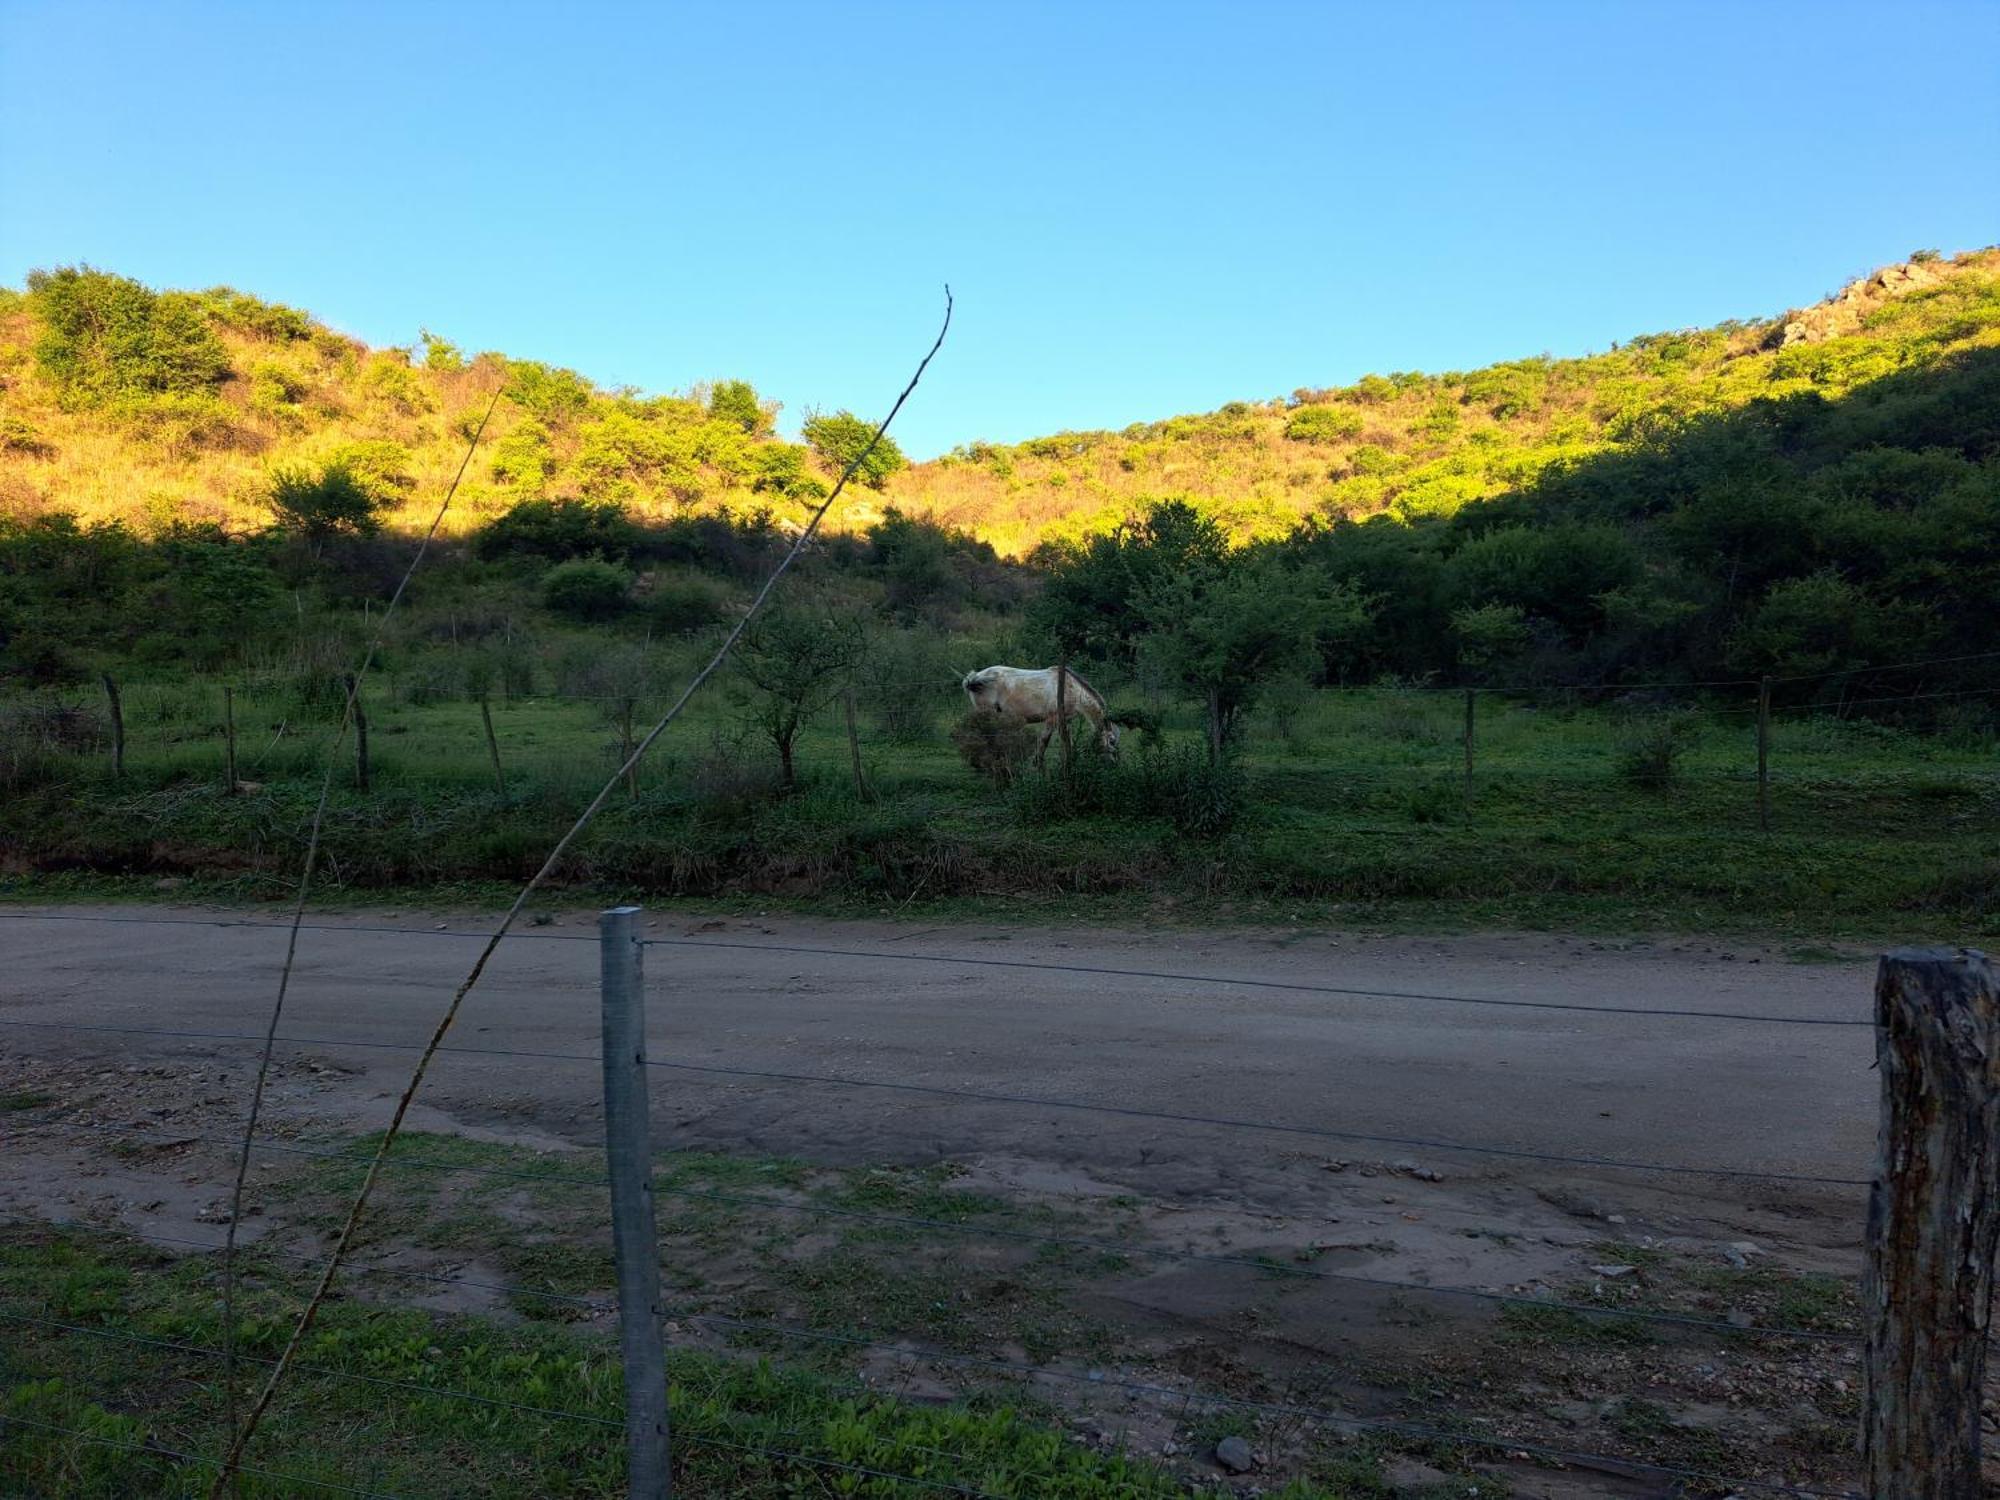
[1034,720,1054,769]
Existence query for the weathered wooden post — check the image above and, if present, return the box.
[620,698,638,801]
[600,906,671,1498]
[842,685,870,802]
[1863,947,2000,1499]
[1756,675,1772,832]
[1462,688,1476,814]
[223,686,238,795]
[102,675,124,779]
[1055,656,1073,777]
[479,696,506,797]
[346,675,370,793]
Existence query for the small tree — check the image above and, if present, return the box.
[733,603,864,787]
[268,462,386,552]
[708,379,772,435]
[29,265,231,408]
[802,410,906,490]
[1137,553,1360,762]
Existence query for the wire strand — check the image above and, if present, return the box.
[0,1411,411,1499]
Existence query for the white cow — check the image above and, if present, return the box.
[961,665,1121,763]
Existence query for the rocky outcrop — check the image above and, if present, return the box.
[1772,258,1947,346]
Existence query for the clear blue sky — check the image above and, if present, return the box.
[3,0,1995,458]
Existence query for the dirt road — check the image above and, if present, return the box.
[0,903,1876,1214]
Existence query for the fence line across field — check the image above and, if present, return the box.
[1,1019,1872,1187]
[6,910,1965,1497]
[0,906,1879,1027]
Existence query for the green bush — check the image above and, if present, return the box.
[28,266,231,407]
[267,462,385,546]
[540,558,633,621]
[640,574,727,634]
[1614,713,1693,790]
[802,409,906,490]
[1283,404,1363,444]
[474,497,640,563]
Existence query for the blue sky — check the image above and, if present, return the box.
[2,0,1995,458]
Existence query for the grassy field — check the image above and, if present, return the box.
[4,666,1994,939]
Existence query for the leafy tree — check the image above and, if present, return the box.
[1136,551,1360,761]
[802,410,905,490]
[732,602,865,786]
[708,379,772,435]
[1283,404,1363,444]
[540,557,633,621]
[267,462,386,551]
[28,266,231,407]
[1032,498,1230,665]
[419,328,464,371]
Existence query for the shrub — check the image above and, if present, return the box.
[540,558,632,621]
[267,462,385,546]
[1283,404,1363,444]
[640,574,727,634]
[707,379,769,435]
[1614,713,1693,790]
[951,709,1039,786]
[474,497,640,564]
[28,266,232,407]
[803,409,906,490]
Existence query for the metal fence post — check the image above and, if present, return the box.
[601,905,670,1498]
[1863,947,2000,1499]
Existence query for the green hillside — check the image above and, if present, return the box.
[889,249,2000,556]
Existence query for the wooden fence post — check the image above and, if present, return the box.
[223,686,238,795]
[346,675,370,793]
[620,698,638,801]
[1462,688,1476,814]
[102,675,124,779]
[1055,656,1073,777]
[1756,675,1771,832]
[1863,947,2000,1499]
[599,906,671,1498]
[842,686,871,802]
[479,696,506,797]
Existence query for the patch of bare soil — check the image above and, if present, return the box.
[0,1049,1877,1497]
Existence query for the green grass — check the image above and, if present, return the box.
[6,675,1996,939]
[10,1225,1354,1498]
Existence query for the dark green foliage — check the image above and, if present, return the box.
[1031,498,1231,663]
[707,378,769,434]
[1614,713,1694,789]
[473,497,641,564]
[199,285,317,342]
[504,359,594,421]
[539,558,632,621]
[28,266,231,407]
[802,409,906,490]
[268,462,386,546]
[639,573,728,634]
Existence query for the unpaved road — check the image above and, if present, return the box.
[1,903,1877,1222]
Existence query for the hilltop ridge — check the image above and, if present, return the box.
[884,248,2000,555]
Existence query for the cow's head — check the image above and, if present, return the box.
[1100,721,1122,758]
[961,667,999,708]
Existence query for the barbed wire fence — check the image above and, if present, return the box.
[0,903,1918,1499]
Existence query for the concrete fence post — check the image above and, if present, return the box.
[600,905,670,1497]
[1863,946,2000,1499]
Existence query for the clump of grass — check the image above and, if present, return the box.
[1613,712,1693,790]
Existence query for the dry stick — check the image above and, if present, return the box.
[102,674,125,778]
[479,696,505,796]
[213,384,503,1483]
[620,697,637,801]
[207,289,951,1494]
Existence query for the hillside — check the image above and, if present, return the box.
[0,268,870,537]
[886,249,2000,555]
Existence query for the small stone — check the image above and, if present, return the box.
[1726,1308,1755,1329]
[1214,1436,1254,1474]
[1589,1263,1638,1278]
[1383,1457,1452,1493]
